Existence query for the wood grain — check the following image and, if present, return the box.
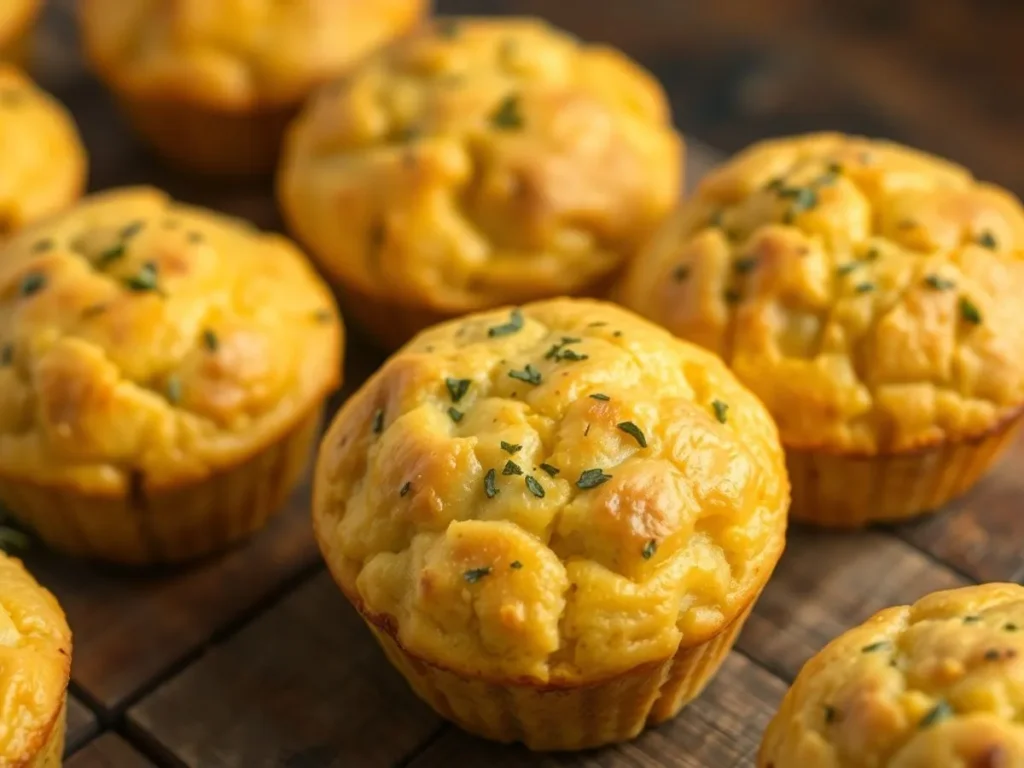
[737,529,967,681]
[65,695,99,755]
[126,573,442,768]
[407,652,785,768]
[66,734,155,768]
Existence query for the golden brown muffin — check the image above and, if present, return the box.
[314,298,788,750]
[760,583,1024,768]
[617,132,1024,527]
[279,17,683,349]
[78,0,429,175]
[0,187,343,564]
[0,552,72,766]
[0,66,86,235]
[0,0,39,65]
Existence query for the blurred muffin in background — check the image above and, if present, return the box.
[0,552,71,766]
[0,65,85,235]
[0,187,343,564]
[279,17,683,349]
[0,0,40,66]
[617,132,1024,528]
[78,0,429,175]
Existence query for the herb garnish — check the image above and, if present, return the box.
[642,539,657,560]
[488,308,524,337]
[313,309,333,323]
[464,567,491,584]
[510,560,523,569]
[576,468,612,489]
[121,220,145,239]
[617,421,647,448]
[500,441,522,454]
[855,282,875,294]
[490,94,524,130]
[959,297,982,325]
[733,257,757,274]
[984,648,1001,661]
[724,288,741,304]
[824,705,837,724]
[502,460,523,476]
[448,407,464,423]
[1006,623,1019,632]
[202,329,219,352]
[963,614,982,624]
[124,262,161,293]
[589,393,610,401]
[539,463,560,476]
[918,700,953,729]
[81,303,107,319]
[484,468,499,498]
[924,275,955,291]
[712,399,729,424]
[861,641,890,653]
[166,375,183,404]
[836,262,860,276]
[545,337,588,362]
[0,344,11,366]
[400,482,412,497]
[525,476,544,498]
[19,272,45,297]
[372,409,385,435]
[446,378,471,402]
[508,364,541,385]
[97,243,126,267]
[673,265,691,282]
[0,527,29,552]
[977,231,998,250]
[31,238,54,253]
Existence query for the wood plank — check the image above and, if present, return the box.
[737,529,967,682]
[897,431,1024,584]
[406,652,785,768]
[65,695,99,754]
[126,572,442,768]
[66,734,155,768]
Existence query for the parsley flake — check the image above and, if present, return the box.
[525,475,544,498]
[733,257,757,274]
[576,468,612,489]
[19,272,45,297]
[959,297,982,325]
[861,641,890,653]
[712,399,729,424]
[855,282,875,294]
[124,262,161,293]
[463,567,491,584]
[642,539,657,560]
[963,614,982,624]
[510,560,523,569]
[488,308,524,337]
[977,231,998,249]
[836,262,860,276]
[589,393,610,401]
[502,460,523,476]
[372,409,385,435]
[672,265,691,282]
[539,463,560,476]
[166,375,183,404]
[924,274,955,291]
[202,329,219,352]
[1006,623,1019,632]
[500,441,522,454]
[448,407,464,423]
[121,220,145,239]
[508,364,541,386]
[824,705,837,724]
[0,344,11,366]
[400,482,412,497]
[445,378,471,402]
[919,700,953,729]
[484,468,499,498]
[617,421,647,448]
[490,94,524,130]
[31,238,54,253]
[97,243,126,267]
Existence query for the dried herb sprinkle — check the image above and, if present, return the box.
[372,409,385,435]
[202,329,219,352]
[508,364,541,386]
[124,262,160,293]
[484,468,499,498]
[617,421,647,448]
[712,399,729,424]
[400,482,412,497]
[448,407,464,423]
[576,468,612,489]
[924,274,955,291]
[490,94,524,130]
[642,539,657,560]
[977,231,998,250]
[19,272,45,297]
[510,560,523,569]
[463,567,491,584]
[166,375,183,404]
[959,297,982,325]
[539,463,560,476]
[500,441,522,454]
[488,308,524,337]
[525,475,544,498]
[673,265,691,282]
[446,378,471,402]
[861,641,890,653]
[502,460,523,476]
[919,700,953,729]
[589,393,610,401]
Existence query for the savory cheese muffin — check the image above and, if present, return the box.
[0,66,86,235]
[78,0,428,175]
[0,187,343,563]
[0,0,39,65]
[0,552,72,766]
[618,133,1024,527]
[760,583,1024,768]
[314,298,788,750]
[280,17,683,349]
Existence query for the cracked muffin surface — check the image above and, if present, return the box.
[314,298,787,683]
[0,66,85,235]
[0,186,341,495]
[279,17,682,329]
[618,133,1024,456]
[760,583,1024,768]
[0,552,70,765]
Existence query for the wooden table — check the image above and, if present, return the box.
[24,3,1023,767]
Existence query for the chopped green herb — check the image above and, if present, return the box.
[202,329,219,352]
[673,265,691,282]
[555,347,588,362]
[963,614,982,624]
[0,527,29,552]
[31,238,54,253]
[836,262,860,276]
[712,399,729,424]
[500,441,522,454]
[484,468,499,498]
[587,321,608,327]
[488,308,524,337]
[124,262,160,293]
[0,344,11,366]
[576,468,612,489]
[508,364,541,385]
[589,393,610,401]
[918,700,953,729]
[510,560,523,569]
[824,705,837,725]
[490,94,524,130]
[502,460,523,476]
[724,288,742,304]
[733,257,757,274]
[764,177,785,192]
[924,274,956,291]
[984,648,1001,661]
[447,407,464,423]
[855,282,875,294]
[642,539,657,560]
[539,463,560,476]
[81,303,107,319]
[861,641,890,653]
[121,220,145,239]
[1005,623,1019,632]
[525,475,544,498]
[372,409,385,435]
[400,482,412,497]
[613,331,622,338]
[977,231,998,249]
[96,243,126,267]
[445,378,471,402]
[166,375,182,404]
[959,297,982,325]
[819,162,843,184]
[313,309,333,323]
[19,272,45,297]
[865,247,880,261]
[617,421,647,448]
[463,566,492,584]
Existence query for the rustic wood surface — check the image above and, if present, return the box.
[16,1,1024,766]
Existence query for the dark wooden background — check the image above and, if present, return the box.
[20,1,1024,766]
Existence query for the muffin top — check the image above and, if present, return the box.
[617,133,1024,455]
[314,299,787,684]
[0,187,342,494]
[279,17,682,314]
[0,66,86,235]
[78,0,428,108]
[0,552,71,763]
[0,0,37,49]
[760,583,1024,768]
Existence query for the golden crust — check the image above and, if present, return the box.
[618,133,1024,456]
[0,187,342,495]
[279,17,682,322]
[314,298,788,685]
[0,66,85,234]
[760,583,1024,768]
[0,552,70,765]
[78,0,428,111]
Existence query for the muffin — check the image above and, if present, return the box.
[0,187,343,564]
[0,0,39,65]
[78,0,429,175]
[617,132,1024,527]
[760,583,1024,768]
[313,298,788,750]
[0,551,72,766]
[0,65,86,235]
[279,17,683,349]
